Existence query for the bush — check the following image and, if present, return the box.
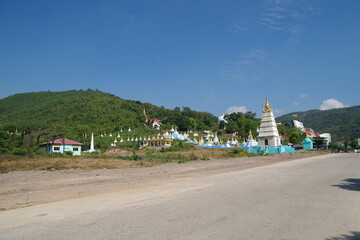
[118,141,140,150]
[164,140,194,152]
[188,152,198,161]
[35,148,47,155]
[201,155,210,160]
[128,154,142,160]
[12,148,27,156]
[178,159,186,164]
[223,148,250,158]
[232,148,241,154]
[64,151,73,156]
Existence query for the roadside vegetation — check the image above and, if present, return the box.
[0,90,357,173]
[0,126,357,173]
[0,141,264,173]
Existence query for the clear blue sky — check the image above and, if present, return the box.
[1,0,359,117]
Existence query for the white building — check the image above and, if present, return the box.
[292,120,305,132]
[39,138,83,156]
[320,133,331,146]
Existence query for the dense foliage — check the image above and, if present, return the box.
[0,89,217,134]
[276,106,360,142]
[277,125,306,145]
[0,89,219,153]
[1,89,356,155]
[221,112,260,139]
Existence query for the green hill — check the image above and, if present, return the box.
[0,89,218,139]
[276,106,360,142]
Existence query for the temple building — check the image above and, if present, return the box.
[258,97,281,149]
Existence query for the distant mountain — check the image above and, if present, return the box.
[0,90,218,139]
[276,106,360,142]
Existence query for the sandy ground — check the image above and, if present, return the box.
[0,151,328,211]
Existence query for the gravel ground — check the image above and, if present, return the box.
[0,151,328,211]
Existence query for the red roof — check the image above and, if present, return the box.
[39,138,83,146]
[305,128,320,138]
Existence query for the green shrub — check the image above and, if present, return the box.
[35,148,47,155]
[164,140,194,152]
[178,158,186,164]
[232,148,241,154]
[223,148,250,157]
[12,148,27,156]
[128,154,142,160]
[188,152,198,161]
[201,155,211,160]
[64,151,73,156]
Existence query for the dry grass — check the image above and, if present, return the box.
[0,154,169,173]
[0,148,242,173]
[0,148,325,173]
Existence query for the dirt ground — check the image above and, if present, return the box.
[0,151,328,211]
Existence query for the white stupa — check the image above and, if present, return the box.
[246,129,258,147]
[213,134,219,144]
[88,133,96,153]
[257,97,281,148]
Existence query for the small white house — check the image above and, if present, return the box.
[39,138,83,156]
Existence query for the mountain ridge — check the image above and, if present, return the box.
[276,106,360,142]
[1,90,359,143]
[0,89,218,139]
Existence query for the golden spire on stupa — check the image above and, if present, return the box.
[262,96,272,112]
[248,129,254,140]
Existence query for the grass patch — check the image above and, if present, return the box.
[160,140,194,152]
[0,146,265,172]
[222,148,252,158]
[0,154,151,173]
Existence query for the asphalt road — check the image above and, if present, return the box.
[1,153,359,240]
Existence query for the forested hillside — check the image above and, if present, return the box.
[1,89,357,151]
[276,106,360,142]
[0,89,218,139]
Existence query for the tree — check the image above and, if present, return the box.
[349,139,359,150]
[313,137,325,147]
[289,132,302,144]
[188,117,198,131]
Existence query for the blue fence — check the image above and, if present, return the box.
[263,145,295,154]
[248,146,262,154]
[194,145,295,154]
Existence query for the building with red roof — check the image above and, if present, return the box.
[304,127,320,138]
[39,138,83,155]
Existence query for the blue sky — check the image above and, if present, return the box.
[0,0,359,117]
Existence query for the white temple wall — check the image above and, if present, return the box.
[258,136,281,149]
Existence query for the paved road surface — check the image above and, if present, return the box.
[1,153,359,240]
